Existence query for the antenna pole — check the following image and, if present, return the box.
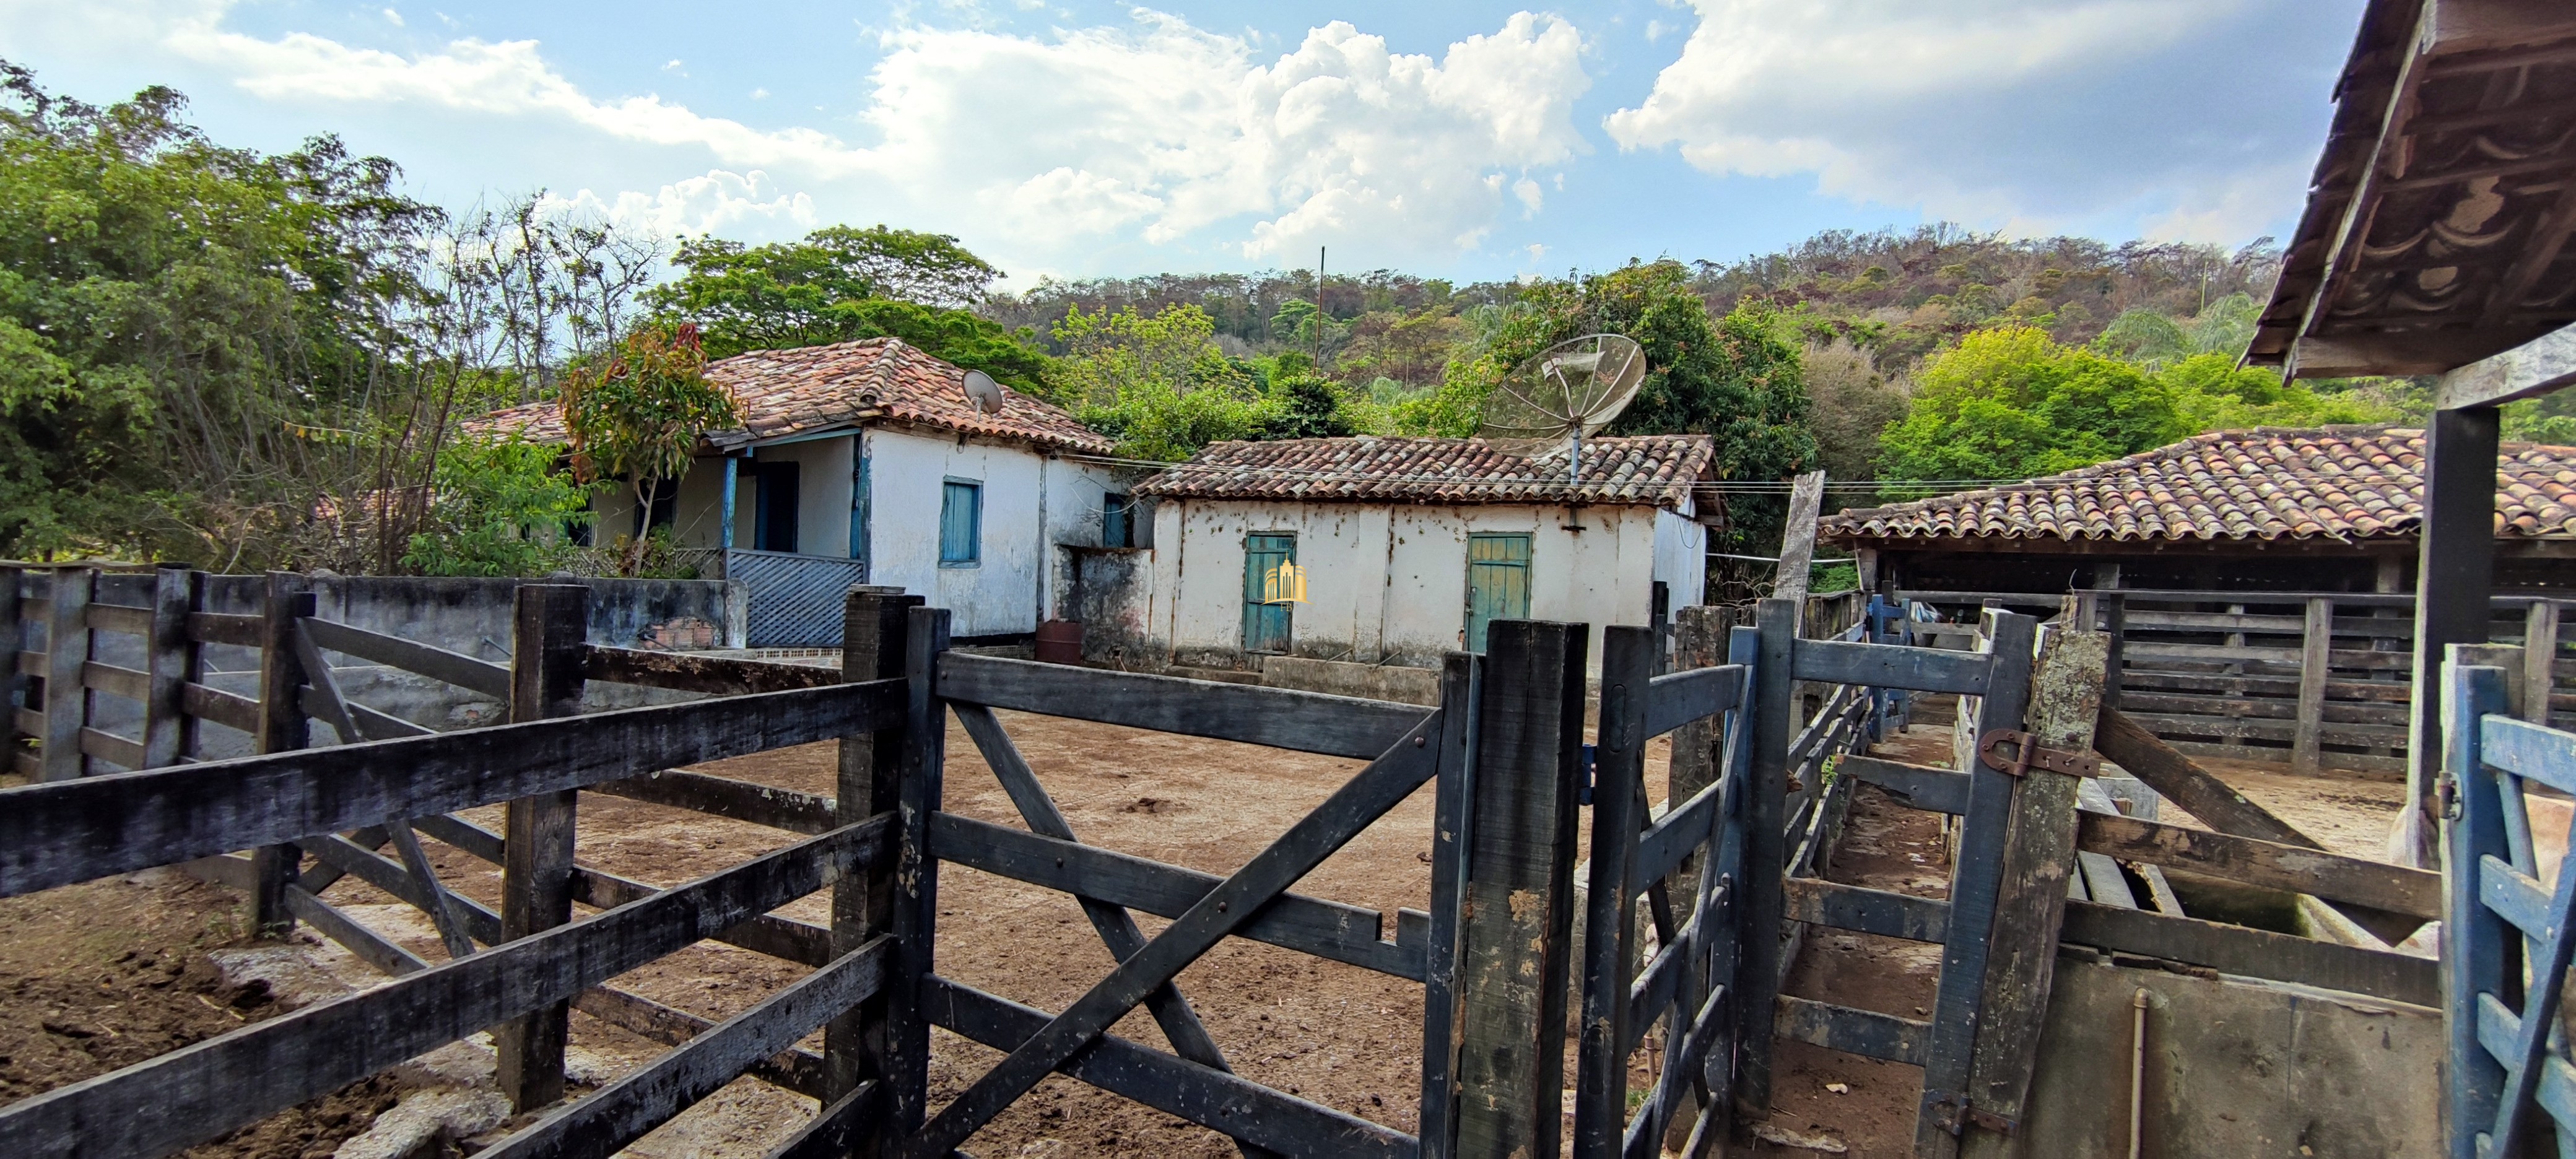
[1570,427,1580,485]
[1316,246,1325,369]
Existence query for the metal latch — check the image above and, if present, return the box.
[1976,729,2101,778]
[1964,1105,2020,1136]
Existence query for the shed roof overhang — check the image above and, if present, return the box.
[2249,0,2576,379]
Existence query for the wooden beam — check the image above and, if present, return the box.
[498,584,588,1113]
[39,566,90,782]
[2060,901,2437,1008]
[590,770,835,835]
[2406,407,2504,869]
[1773,471,1827,607]
[824,585,914,1121]
[936,651,1429,762]
[251,575,310,937]
[1775,996,1928,1067]
[583,645,840,695]
[1417,653,1481,1159]
[0,568,21,770]
[2293,597,2331,773]
[2435,321,2576,408]
[300,614,512,698]
[1732,600,1799,1126]
[2076,813,2440,918]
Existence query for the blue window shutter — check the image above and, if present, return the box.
[941,480,982,565]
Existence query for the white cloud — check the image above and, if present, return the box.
[1605,0,2295,233]
[381,8,401,27]
[549,169,820,239]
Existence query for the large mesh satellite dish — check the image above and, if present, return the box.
[962,370,1007,415]
[1476,334,1647,481]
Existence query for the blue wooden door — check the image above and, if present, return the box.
[1242,534,1295,654]
[1464,533,1531,653]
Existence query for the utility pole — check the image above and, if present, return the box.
[1316,245,1326,369]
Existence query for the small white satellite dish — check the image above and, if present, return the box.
[1476,334,1648,482]
[962,370,1007,415]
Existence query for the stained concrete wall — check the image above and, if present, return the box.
[2017,953,2439,1158]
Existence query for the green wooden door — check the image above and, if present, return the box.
[1465,533,1532,653]
[1243,533,1295,654]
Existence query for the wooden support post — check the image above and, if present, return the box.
[1773,471,1827,612]
[2403,406,2500,868]
[40,565,92,782]
[1449,619,1586,1159]
[1914,609,2037,1158]
[2100,592,2126,715]
[141,565,195,770]
[1573,625,1658,1155]
[496,583,589,1113]
[1418,651,1481,1159]
[250,573,311,937]
[885,604,951,1140]
[1667,606,1727,914]
[1732,597,1800,1126]
[1959,628,2108,1157]
[2443,658,2512,1159]
[2524,600,2560,727]
[0,566,22,778]
[2294,597,2332,774]
[824,585,916,1141]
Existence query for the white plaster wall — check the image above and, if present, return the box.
[672,456,733,549]
[1141,500,1683,672]
[748,436,856,558]
[863,427,1048,638]
[1653,510,1708,608]
[1040,458,1133,622]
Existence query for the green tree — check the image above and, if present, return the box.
[645,225,1051,393]
[1050,303,1268,461]
[1406,260,1816,550]
[558,323,739,574]
[401,435,594,576]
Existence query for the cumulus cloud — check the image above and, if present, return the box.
[1606,0,2317,235]
[547,170,820,240]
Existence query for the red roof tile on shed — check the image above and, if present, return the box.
[466,337,1112,455]
[1820,426,2576,544]
[1135,435,1718,510]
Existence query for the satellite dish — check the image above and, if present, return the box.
[962,370,1007,415]
[1476,334,1647,482]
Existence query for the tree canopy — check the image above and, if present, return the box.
[643,225,1051,392]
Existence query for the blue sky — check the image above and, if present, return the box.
[0,1,2364,287]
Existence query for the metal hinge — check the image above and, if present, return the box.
[1929,1093,2020,1137]
[1965,1105,2020,1136]
[1976,729,2102,778]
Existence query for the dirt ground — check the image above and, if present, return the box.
[0,708,1670,1158]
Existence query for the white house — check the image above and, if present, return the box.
[1085,435,1720,681]
[474,338,1126,644]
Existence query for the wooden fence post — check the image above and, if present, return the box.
[2404,405,2501,869]
[885,604,951,1140]
[2524,600,2560,726]
[40,565,93,782]
[1,566,22,780]
[497,583,589,1112]
[1958,628,2109,1157]
[2294,597,2333,773]
[249,573,312,937]
[823,585,917,1139]
[1667,606,1726,915]
[1417,650,1481,1159]
[141,564,195,770]
[1573,625,1659,1155]
[1448,619,1586,1159]
[1730,597,1798,1127]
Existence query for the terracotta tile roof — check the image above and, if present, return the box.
[1820,426,2576,545]
[1134,435,1718,510]
[466,337,1112,455]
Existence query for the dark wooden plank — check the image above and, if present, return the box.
[583,645,840,694]
[1575,626,1658,1156]
[568,986,828,1100]
[923,978,1416,1159]
[2292,597,2332,773]
[824,586,915,1119]
[1775,996,1928,1067]
[1837,755,1969,815]
[1451,620,1587,1159]
[347,700,433,740]
[281,883,430,977]
[40,567,90,782]
[1732,599,1799,1122]
[480,940,888,1159]
[2077,813,2439,919]
[1645,663,1747,738]
[388,823,479,960]
[1784,878,1949,944]
[886,606,951,1140]
[2060,900,2437,1007]
[186,611,261,648]
[411,812,506,864]
[11,706,39,738]
[1417,653,1479,1159]
[178,853,256,891]
[590,770,835,835]
[2479,854,2548,940]
[0,677,907,899]
[500,583,588,1113]
[0,567,22,760]
[80,661,147,703]
[572,864,832,966]
[142,567,194,768]
[250,576,311,937]
[300,614,511,698]
[181,682,259,734]
[760,1082,879,1159]
[1914,609,2035,1157]
[298,831,502,946]
[2479,715,2576,796]
[291,620,364,745]
[904,684,1451,1155]
[1789,636,1990,696]
[926,812,1417,977]
[77,727,145,770]
[0,815,890,1159]
[1633,778,1722,895]
[2448,662,2515,1151]
[951,701,1276,1159]
[1963,629,2108,1157]
[2409,409,2504,872]
[82,602,149,635]
[937,650,1428,761]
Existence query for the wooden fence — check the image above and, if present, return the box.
[1895,586,2574,776]
[0,568,2455,1158]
